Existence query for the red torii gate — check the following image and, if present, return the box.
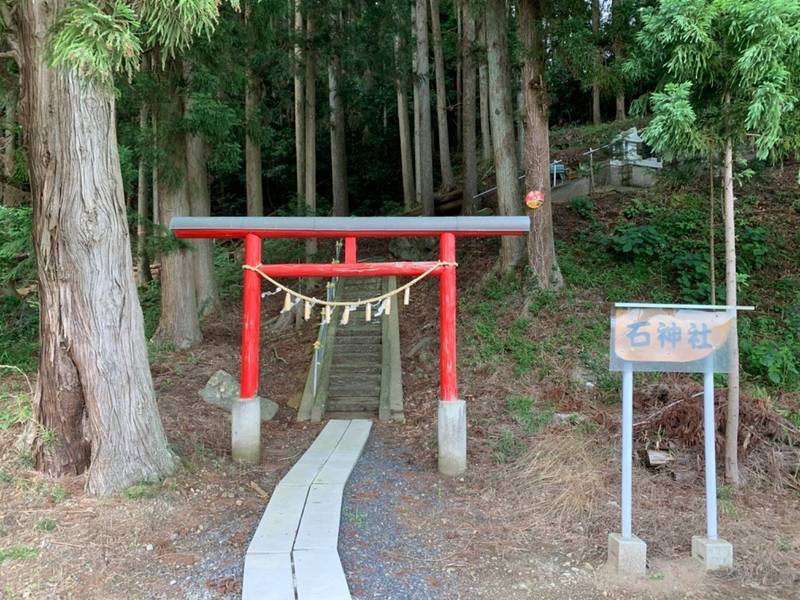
[171,216,529,475]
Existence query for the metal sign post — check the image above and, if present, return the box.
[607,303,753,576]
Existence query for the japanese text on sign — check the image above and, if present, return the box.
[610,307,735,373]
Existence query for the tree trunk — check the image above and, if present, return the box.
[245,69,264,216]
[415,0,435,215]
[461,5,477,214]
[151,112,159,225]
[478,18,492,165]
[17,0,175,494]
[395,35,416,211]
[615,94,625,120]
[486,0,523,270]
[612,0,625,121]
[328,54,348,216]
[294,0,305,204]
[519,0,563,289]
[2,90,15,184]
[135,99,151,287]
[709,160,716,305]
[304,14,317,257]
[455,0,462,152]
[153,75,202,350]
[516,89,525,166]
[184,68,219,317]
[723,136,740,485]
[429,0,454,191]
[412,4,422,208]
[591,0,601,126]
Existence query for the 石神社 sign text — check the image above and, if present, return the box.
[610,306,735,372]
[607,302,753,577]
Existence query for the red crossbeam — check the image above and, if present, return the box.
[255,261,444,278]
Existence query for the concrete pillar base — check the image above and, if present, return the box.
[691,536,733,570]
[607,533,647,577]
[437,400,466,476]
[232,396,261,463]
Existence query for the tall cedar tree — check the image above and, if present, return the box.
[635,0,800,484]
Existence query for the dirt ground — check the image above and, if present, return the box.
[1,218,799,599]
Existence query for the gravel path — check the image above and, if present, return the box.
[339,427,464,600]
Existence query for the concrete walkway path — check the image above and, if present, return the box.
[242,419,372,600]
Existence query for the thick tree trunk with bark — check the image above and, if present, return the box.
[486,0,523,270]
[591,0,601,125]
[154,80,202,349]
[136,99,151,287]
[185,122,219,316]
[328,55,348,216]
[478,18,492,165]
[519,0,563,289]
[304,14,317,257]
[395,35,416,210]
[723,137,740,485]
[415,0,435,215]
[615,94,625,120]
[17,0,175,494]
[245,69,264,216]
[461,6,477,214]
[429,0,454,191]
[294,0,305,204]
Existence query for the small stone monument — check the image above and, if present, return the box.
[200,370,278,421]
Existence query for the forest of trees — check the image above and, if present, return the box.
[1,0,799,494]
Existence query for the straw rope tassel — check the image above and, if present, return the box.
[403,286,410,306]
[281,292,292,313]
[365,302,372,322]
[340,305,350,325]
[304,300,311,321]
[384,297,391,316]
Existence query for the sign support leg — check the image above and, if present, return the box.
[607,360,646,576]
[437,232,466,476]
[692,356,733,569]
[233,233,263,464]
[621,361,633,539]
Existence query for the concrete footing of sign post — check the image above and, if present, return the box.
[691,536,733,570]
[232,396,261,463]
[607,533,647,577]
[438,400,466,476]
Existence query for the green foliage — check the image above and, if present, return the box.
[507,396,554,435]
[0,546,38,564]
[568,196,596,220]
[35,518,57,532]
[123,481,160,500]
[609,224,666,257]
[49,0,142,84]
[0,207,35,289]
[0,385,31,431]
[636,0,800,159]
[492,430,527,464]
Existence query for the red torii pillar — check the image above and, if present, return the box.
[171,216,529,475]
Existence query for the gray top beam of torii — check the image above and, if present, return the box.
[170,216,530,239]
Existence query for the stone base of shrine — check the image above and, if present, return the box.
[438,400,466,476]
[232,396,262,463]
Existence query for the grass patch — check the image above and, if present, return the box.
[507,396,554,434]
[0,468,12,484]
[48,484,68,504]
[35,518,56,532]
[492,430,527,464]
[123,481,160,500]
[0,546,38,563]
